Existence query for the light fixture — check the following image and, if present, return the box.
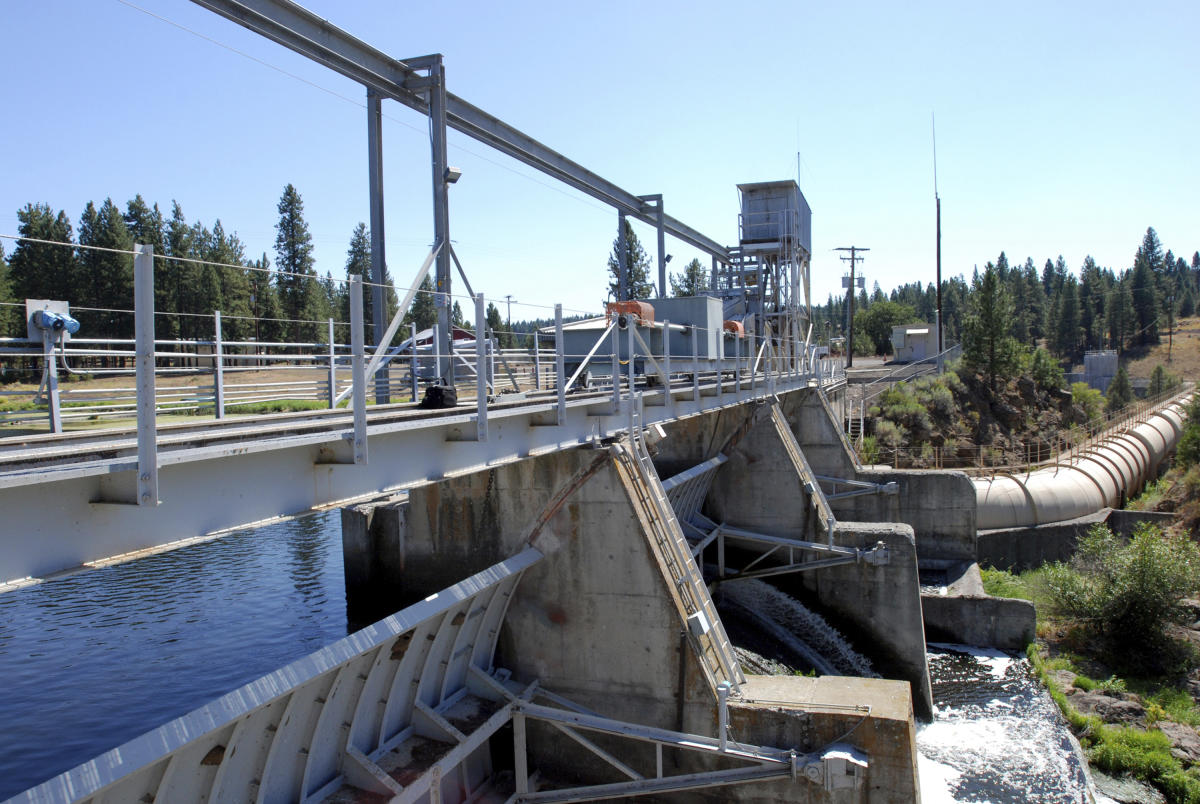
[444,166,462,184]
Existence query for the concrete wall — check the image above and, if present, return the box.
[344,442,923,801]
[797,521,934,721]
[921,594,1036,651]
[782,388,978,562]
[978,508,1179,572]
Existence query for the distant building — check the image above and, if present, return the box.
[891,324,938,363]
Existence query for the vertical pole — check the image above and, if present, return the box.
[327,317,336,409]
[617,211,629,301]
[663,319,671,411]
[627,322,636,403]
[710,255,719,295]
[134,244,158,506]
[433,324,441,385]
[475,293,487,441]
[718,682,730,751]
[750,330,757,395]
[428,57,454,384]
[533,331,542,390]
[846,247,857,369]
[691,326,700,404]
[610,323,620,413]
[367,88,389,404]
[656,199,666,299]
[555,304,566,425]
[410,323,419,403]
[349,275,368,465]
[734,334,742,398]
[514,711,529,795]
[41,329,62,433]
[213,311,225,419]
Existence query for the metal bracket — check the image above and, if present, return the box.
[815,475,898,500]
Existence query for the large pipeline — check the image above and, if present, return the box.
[974,394,1192,530]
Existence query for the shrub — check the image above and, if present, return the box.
[1029,347,1065,391]
[858,435,880,465]
[874,419,906,450]
[1177,396,1200,469]
[1043,523,1200,658]
[1071,382,1105,424]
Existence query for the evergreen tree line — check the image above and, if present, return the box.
[0,185,475,347]
[808,227,1198,365]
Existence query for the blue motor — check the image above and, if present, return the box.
[33,309,81,335]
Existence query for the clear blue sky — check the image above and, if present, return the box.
[3,0,1197,323]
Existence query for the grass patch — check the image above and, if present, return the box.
[1028,643,1200,803]
[980,566,1032,599]
[221,399,331,415]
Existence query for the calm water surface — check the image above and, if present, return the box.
[0,511,348,799]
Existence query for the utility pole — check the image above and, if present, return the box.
[836,246,869,368]
[933,113,943,356]
[504,294,514,348]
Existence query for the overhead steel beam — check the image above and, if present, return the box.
[189,0,731,260]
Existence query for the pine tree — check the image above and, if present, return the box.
[1022,259,1045,344]
[344,223,396,344]
[0,243,14,337]
[77,198,134,337]
[1105,365,1133,413]
[669,257,709,297]
[485,302,504,345]
[8,203,78,304]
[164,201,198,340]
[963,262,1020,389]
[273,184,320,341]
[606,220,653,300]
[1131,228,1162,345]
[1052,275,1081,359]
[405,276,438,332]
[205,220,252,340]
[185,222,223,341]
[1106,276,1135,351]
[249,253,284,343]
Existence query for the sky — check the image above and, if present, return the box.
[2,0,1197,324]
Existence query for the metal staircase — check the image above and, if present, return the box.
[617,400,745,693]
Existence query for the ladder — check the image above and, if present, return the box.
[620,401,745,692]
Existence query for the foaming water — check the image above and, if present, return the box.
[918,644,1092,803]
[715,578,876,677]
[0,510,348,799]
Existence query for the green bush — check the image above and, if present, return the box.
[1043,523,1200,657]
[858,435,880,465]
[1177,395,1200,469]
[1071,382,1105,424]
[1029,347,1065,391]
[874,419,906,450]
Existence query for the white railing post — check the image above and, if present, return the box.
[627,322,636,405]
[691,325,700,404]
[327,317,336,409]
[41,327,62,433]
[213,311,225,419]
[410,322,419,403]
[555,304,566,425]
[476,293,488,441]
[349,275,368,464]
[734,334,742,399]
[610,321,620,413]
[134,243,158,506]
[663,319,672,412]
[534,331,542,390]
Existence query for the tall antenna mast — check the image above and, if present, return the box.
[932,113,943,355]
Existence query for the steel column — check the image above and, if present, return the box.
[410,322,419,402]
[428,57,453,384]
[554,304,565,425]
[40,329,62,433]
[213,311,225,419]
[475,293,488,441]
[327,317,337,409]
[134,244,158,506]
[617,211,628,301]
[349,275,368,464]
[367,87,388,404]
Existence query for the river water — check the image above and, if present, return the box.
[919,643,1094,803]
[0,510,348,799]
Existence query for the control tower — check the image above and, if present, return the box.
[715,180,812,355]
